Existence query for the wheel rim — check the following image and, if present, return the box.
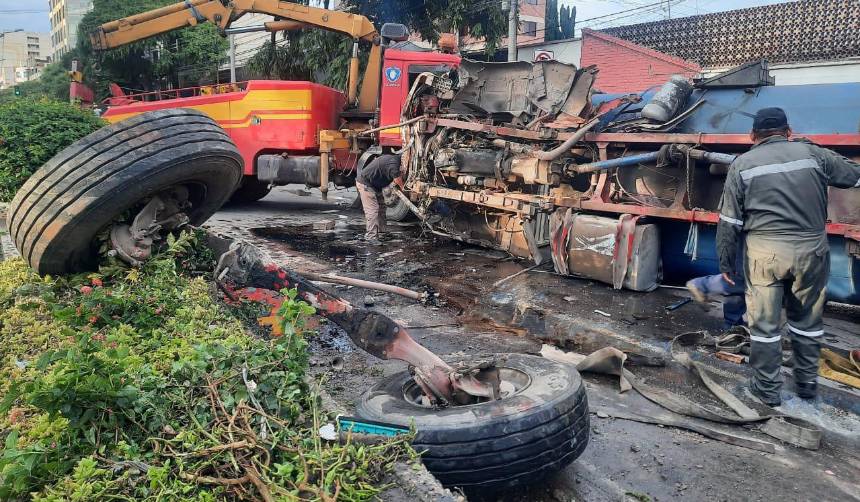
[107,181,207,266]
[401,367,532,409]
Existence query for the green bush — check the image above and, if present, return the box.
[0,231,412,500]
[0,99,105,202]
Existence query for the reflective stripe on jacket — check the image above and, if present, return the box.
[716,135,860,274]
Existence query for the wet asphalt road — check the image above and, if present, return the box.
[205,186,860,502]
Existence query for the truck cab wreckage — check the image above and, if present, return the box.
[398,60,860,302]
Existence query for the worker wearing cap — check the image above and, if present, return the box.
[717,107,860,406]
[356,154,404,244]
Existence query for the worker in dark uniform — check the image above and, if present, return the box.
[717,107,860,406]
[355,154,404,244]
[686,242,747,329]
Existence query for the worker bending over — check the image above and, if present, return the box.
[356,154,404,244]
[717,107,860,406]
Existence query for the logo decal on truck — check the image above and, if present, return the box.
[384,66,402,83]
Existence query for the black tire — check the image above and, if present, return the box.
[7,108,243,275]
[355,353,589,490]
[229,176,272,204]
[385,198,415,222]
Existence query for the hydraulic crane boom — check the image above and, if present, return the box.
[91,0,382,111]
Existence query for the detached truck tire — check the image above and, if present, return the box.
[355,353,589,490]
[7,109,243,275]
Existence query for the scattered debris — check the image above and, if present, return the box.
[492,263,544,288]
[302,271,426,301]
[313,219,336,231]
[715,351,746,364]
[665,298,692,311]
[594,309,612,317]
[319,423,338,441]
[406,322,461,329]
[364,295,375,306]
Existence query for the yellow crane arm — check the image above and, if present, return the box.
[91,0,381,110]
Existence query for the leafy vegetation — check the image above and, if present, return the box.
[75,0,228,100]
[0,99,105,201]
[0,57,74,104]
[0,231,411,500]
[248,0,507,89]
[544,0,576,41]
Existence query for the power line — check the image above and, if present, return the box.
[519,0,686,40]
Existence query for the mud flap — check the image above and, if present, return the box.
[611,214,641,289]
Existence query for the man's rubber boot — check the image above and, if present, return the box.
[796,381,817,400]
[749,381,781,407]
[686,280,707,303]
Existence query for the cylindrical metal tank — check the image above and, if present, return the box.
[256,155,321,185]
[641,75,694,123]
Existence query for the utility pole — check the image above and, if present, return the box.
[507,0,518,61]
[228,33,236,83]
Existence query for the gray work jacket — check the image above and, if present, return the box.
[716,135,860,274]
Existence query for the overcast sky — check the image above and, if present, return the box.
[0,0,798,34]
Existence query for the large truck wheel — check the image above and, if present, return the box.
[229,177,272,204]
[355,353,589,490]
[7,108,243,275]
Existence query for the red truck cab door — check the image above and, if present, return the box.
[378,48,461,147]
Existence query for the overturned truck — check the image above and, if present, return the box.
[398,61,860,303]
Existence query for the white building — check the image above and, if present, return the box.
[0,30,52,89]
[49,0,94,59]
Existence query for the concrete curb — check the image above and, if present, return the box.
[0,210,19,262]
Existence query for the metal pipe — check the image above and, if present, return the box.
[302,271,425,301]
[507,0,518,61]
[572,151,660,174]
[224,25,266,35]
[571,148,736,174]
[228,34,236,83]
[531,118,600,161]
[347,41,360,105]
[695,151,736,165]
[319,151,330,200]
[358,115,426,136]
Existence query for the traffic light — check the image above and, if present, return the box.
[13,86,20,97]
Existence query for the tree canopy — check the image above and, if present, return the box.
[560,4,576,39]
[545,0,562,41]
[74,0,228,100]
[248,0,508,89]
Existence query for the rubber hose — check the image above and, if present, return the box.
[531,117,601,161]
